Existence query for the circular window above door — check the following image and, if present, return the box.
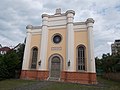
[52,34,62,44]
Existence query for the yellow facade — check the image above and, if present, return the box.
[28,29,89,71]
[30,34,41,69]
[74,31,88,71]
[21,9,96,84]
[47,28,67,70]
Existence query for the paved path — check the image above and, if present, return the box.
[11,80,107,90]
[12,81,54,90]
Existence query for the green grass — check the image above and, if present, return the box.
[0,79,37,90]
[41,76,120,90]
[41,83,98,90]
[0,77,120,90]
[96,76,120,90]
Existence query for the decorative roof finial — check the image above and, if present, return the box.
[55,8,61,14]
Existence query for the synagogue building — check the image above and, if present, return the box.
[21,9,97,84]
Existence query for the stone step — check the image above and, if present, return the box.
[48,77,60,81]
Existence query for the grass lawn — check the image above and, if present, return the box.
[0,79,37,90]
[0,76,120,90]
[41,77,120,90]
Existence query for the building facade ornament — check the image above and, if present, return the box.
[21,9,96,84]
[42,14,49,18]
[86,18,95,24]
[55,8,61,14]
[26,25,33,29]
[66,10,75,16]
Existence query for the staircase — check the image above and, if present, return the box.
[48,77,60,81]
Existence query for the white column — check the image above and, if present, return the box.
[86,18,96,73]
[39,14,48,70]
[22,25,32,70]
[66,10,75,71]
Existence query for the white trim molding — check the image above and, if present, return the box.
[22,29,32,70]
[39,15,49,70]
[86,18,96,73]
[66,10,75,71]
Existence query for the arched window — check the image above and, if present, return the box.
[31,47,38,69]
[77,45,85,71]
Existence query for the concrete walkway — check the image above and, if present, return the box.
[12,81,54,90]
[11,80,108,90]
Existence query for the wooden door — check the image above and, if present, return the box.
[51,56,60,78]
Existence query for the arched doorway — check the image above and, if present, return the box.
[49,54,63,79]
[51,56,60,78]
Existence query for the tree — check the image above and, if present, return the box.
[15,43,25,78]
[0,50,19,79]
[95,53,120,73]
[95,57,103,75]
[0,43,25,79]
[0,55,9,80]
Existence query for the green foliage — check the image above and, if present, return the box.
[95,57,103,75]
[16,44,25,70]
[0,51,19,78]
[95,53,120,73]
[0,59,9,79]
[0,43,25,79]
[0,77,120,90]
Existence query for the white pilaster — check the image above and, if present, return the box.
[86,18,96,73]
[66,10,75,71]
[39,14,48,70]
[22,25,32,70]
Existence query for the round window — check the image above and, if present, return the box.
[53,34,62,44]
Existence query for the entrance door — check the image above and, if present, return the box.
[51,56,60,78]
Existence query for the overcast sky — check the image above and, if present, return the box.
[0,0,120,57]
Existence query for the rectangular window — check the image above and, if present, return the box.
[77,45,85,71]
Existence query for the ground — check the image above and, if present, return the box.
[0,76,120,90]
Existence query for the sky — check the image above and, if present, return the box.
[0,0,120,58]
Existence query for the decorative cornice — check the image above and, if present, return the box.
[26,25,33,29]
[55,8,61,15]
[87,26,93,28]
[42,14,49,18]
[41,10,75,19]
[85,18,95,24]
[41,9,75,18]
[32,26,42,29]
[66,10,75,15]
[74,22,86,25]
[26,25,42,29]
[74,29,87,32]
[45,13,66,18]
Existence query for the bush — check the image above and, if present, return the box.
[103,73,120,81]
[0,51,19,79]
